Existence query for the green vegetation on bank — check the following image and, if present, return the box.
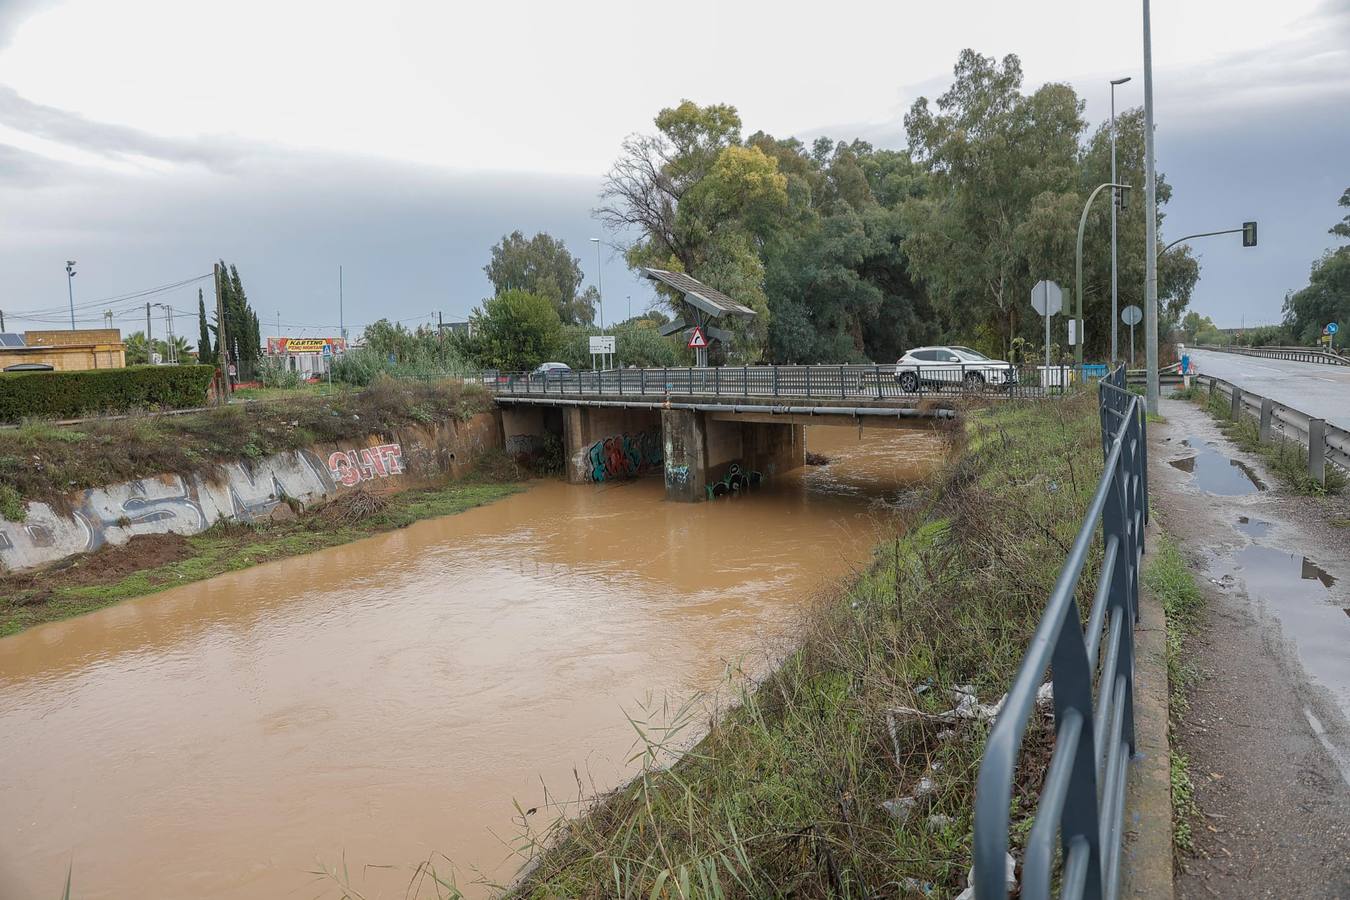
[1142,534,1204,855]
[0,377,493,513]
[0,477,521,638]
[0,364,215,422]
[510,392,1108,897]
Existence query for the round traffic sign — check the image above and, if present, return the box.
[1327,322,1339,334]
[1121,305,1142,326]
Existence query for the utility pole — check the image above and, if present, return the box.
[1075,182,1130,366]
[65,260,77,330]
[339,265,345,343]
[0,309,5,331]
[1143,0,1160,413]
[146,301,152,349]
[214,262,231,401]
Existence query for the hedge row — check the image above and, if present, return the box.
[0,365,216,421]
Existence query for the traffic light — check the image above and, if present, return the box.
[1115,185,1130,211]
[1242,221,1258,247]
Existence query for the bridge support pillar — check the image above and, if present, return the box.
[661,409,806,502]
[661,408,707,502]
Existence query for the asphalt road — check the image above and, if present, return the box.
[1187,347,1350,431]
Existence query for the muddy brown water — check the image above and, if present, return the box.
[0,426,946,900]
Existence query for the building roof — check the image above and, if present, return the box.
[640,269,757,319]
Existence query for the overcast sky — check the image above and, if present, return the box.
[0,0,1346,341]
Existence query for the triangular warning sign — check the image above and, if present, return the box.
[687,326,708,349]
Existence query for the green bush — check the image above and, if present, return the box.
[0,365,215,421]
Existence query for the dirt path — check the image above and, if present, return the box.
[1151,397,1350,898]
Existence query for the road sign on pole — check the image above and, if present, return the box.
[1031,280,1063,380]
[688,327,708,349]
[1122,305,1142,368]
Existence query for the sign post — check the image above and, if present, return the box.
[1326,322,1339,353]
[1121,305,1142,369]
[688,326,709,368]
[589,334,616,371]
[1031,280,1063,390]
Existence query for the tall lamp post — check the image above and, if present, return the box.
[1110,76,1132,364]
[1143,0,1160,413]
[1075,182,1131,366]
[589,237,605,332]
[65,260,77,330]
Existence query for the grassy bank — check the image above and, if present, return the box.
[1171,385,1346,495]
[508,393,1108,898]
[1142,534,1205,855]
[0,376,494,515]
[0,475,521,637]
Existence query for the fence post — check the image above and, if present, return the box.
[875,364,883,400]
[1309,418,1327,487]
[1230,387,1242,420]
[1259,398,1273,443]
[773,366,779,397]
[743,365,748,397]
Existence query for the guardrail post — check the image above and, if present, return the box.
[714,366,720,396]
[1259,398,1273,443]
[875,364,883,400]
[1309,418,1327,487]
[743,365,749,397]
[640,368,646,395]
[772,366,779,397]
[805,367,811,397]
[1230,387,1242,420]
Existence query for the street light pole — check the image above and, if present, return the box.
[1143,0,1160,413]
[589,237,605,333]
[1110,76,1132,365]
[1076,182,1131,366]
[65,260,77,330]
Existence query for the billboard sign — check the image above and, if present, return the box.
[266,337,347,355]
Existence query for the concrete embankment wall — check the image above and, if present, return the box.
[0,412,502,574]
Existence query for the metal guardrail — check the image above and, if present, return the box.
[479,364,1099,401]
[1195,345,1350,367]
[973,365,1148,900]
[1199,375,1349,478]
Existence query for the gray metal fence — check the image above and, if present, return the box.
[972,365,1148,900]
[1199,374,1348,481]
[1195,345,1349,367]
[480,364,1096,401]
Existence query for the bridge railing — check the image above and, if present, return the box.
[972,364,1148,900]
[1194,345,1349,367]
[481,364,1098,400]
[1198,374,1349,479]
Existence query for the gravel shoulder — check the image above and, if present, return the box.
[1151,397,1350,899]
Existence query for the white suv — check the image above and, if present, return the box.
[895,346,1017,392]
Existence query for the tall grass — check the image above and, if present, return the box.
[509,394,1109,898]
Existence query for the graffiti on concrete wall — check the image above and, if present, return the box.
[706,462,763,499]
[588,431,663,482]
[665,464,690,487]
[0,449,336,573]
[327,443,404,487]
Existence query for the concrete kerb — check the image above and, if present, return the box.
[1120,518,1174,899]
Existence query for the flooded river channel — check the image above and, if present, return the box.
[0,426,945,899]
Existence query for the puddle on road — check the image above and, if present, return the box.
[1169,436,1267,495]
[1236,516,1273,539]
[1220,544,1349,706]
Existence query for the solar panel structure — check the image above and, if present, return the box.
[0,333,26,348]
[640,269,757,319]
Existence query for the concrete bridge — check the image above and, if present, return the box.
[485,365,958,502]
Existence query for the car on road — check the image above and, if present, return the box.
[894,346,1017,392]
[530,362,573,382]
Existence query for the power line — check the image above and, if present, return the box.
[8,273,211,318]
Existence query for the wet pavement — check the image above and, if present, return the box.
[1187,347,1350,431]
[1155,397,1350,897]
[1167,436,1266,495]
